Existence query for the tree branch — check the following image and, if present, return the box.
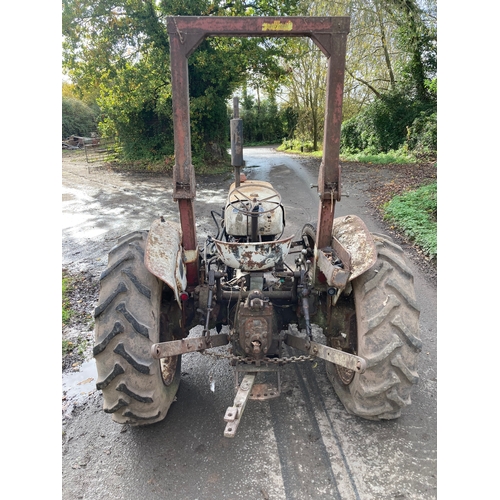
[345,67,381,98]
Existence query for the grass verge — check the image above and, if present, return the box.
[278,142,417,165]
[382,181,437,260]
[340,149,417,165]
[62,272,73,325]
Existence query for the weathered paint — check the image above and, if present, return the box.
[166,16,350,288]
[262,20,294,31]
[151,334,229,359]
[224,181,284,237]
[284,332,366,373]
[332,215,377,280]
[224,373,256,438]
[316,248,350,288]
[145,218,187,306]
[214,235,294,271]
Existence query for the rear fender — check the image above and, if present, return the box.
[332,215,377,281]
[145,218,187,307]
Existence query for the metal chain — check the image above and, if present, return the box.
[200,349,315,365]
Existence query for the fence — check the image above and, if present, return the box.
[84,138,119,163]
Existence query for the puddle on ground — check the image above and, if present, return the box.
[62,359,98,417]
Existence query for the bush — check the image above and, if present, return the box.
[406,111,437,153]
[383,182,437,259]
[279,138,316,152]
[340,148,416,165]
[62,97,99,138]
[340,88,436,155]
[239,98,288,145]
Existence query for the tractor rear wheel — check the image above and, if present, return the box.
[93,231,180,425]
[326,233,421,420]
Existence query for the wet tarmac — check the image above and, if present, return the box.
[62,147,437,499]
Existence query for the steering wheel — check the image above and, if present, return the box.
[228,185,282,216]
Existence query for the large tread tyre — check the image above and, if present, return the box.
[326,233,422,420]
[93,231,180,426]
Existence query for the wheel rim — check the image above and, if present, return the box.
[160,357,178,386]
[159,306,179,387]
[335,365,355,385]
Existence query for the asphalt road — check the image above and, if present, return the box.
[62,147,437,500]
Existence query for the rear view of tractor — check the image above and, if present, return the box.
[93,16,421,436]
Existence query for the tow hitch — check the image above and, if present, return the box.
[284,326,366,373]
[151,334,229,358]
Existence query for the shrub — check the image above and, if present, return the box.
[406,111,437,153]
[383,182,437,259]
[340,87,436,155]
[62,97,99,138]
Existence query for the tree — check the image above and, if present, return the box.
[62,97,99,138]
[62,0,299,161]
[276,0,436,152]
[279,38,327,151]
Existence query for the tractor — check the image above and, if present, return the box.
[93,16,421,437]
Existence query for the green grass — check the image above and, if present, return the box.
[340,149,417,165]
[277,140,323,157]
[62,273,73,324]
[278,141,417,165]
[77,339,88,356]
[62,338,89,357]
[383,182,437,259]
[62,339,74,356]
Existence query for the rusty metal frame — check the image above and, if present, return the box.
[284,329,366,373]
[151,333,229,359]
[166,16,350,285]
[224,373,256,438]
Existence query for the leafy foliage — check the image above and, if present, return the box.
[341,148,416,164]
[406,110,437,153]
[280,0,437,156]
[62,0,300,164]
[62,97,99,138]
[278,138,319,154]
[62,0,437,165]
[239,92,289,144]
[383,181,437,259]
[340,86,436,154]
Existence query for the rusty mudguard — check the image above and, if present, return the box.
[144,218,187,307]
[333,215,377,280]
[316,215,377,287]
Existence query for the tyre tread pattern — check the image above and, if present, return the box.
[94,231,180,425]
[94,282,127,318]
[115,302,149,338]
[93,321,124,356]
[328,233,421,420]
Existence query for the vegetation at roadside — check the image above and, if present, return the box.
[62,269,98,361]
[340,148,417,165]
[62,97,100,138]
[383,181,437,259]
[278,140,418,165]
[62,337,90,357]
[62,273,73,324]
[62,0,436,170]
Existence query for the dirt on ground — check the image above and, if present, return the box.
[61,154,437,375]
[62,268,99,371]
[298,155,437,284]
